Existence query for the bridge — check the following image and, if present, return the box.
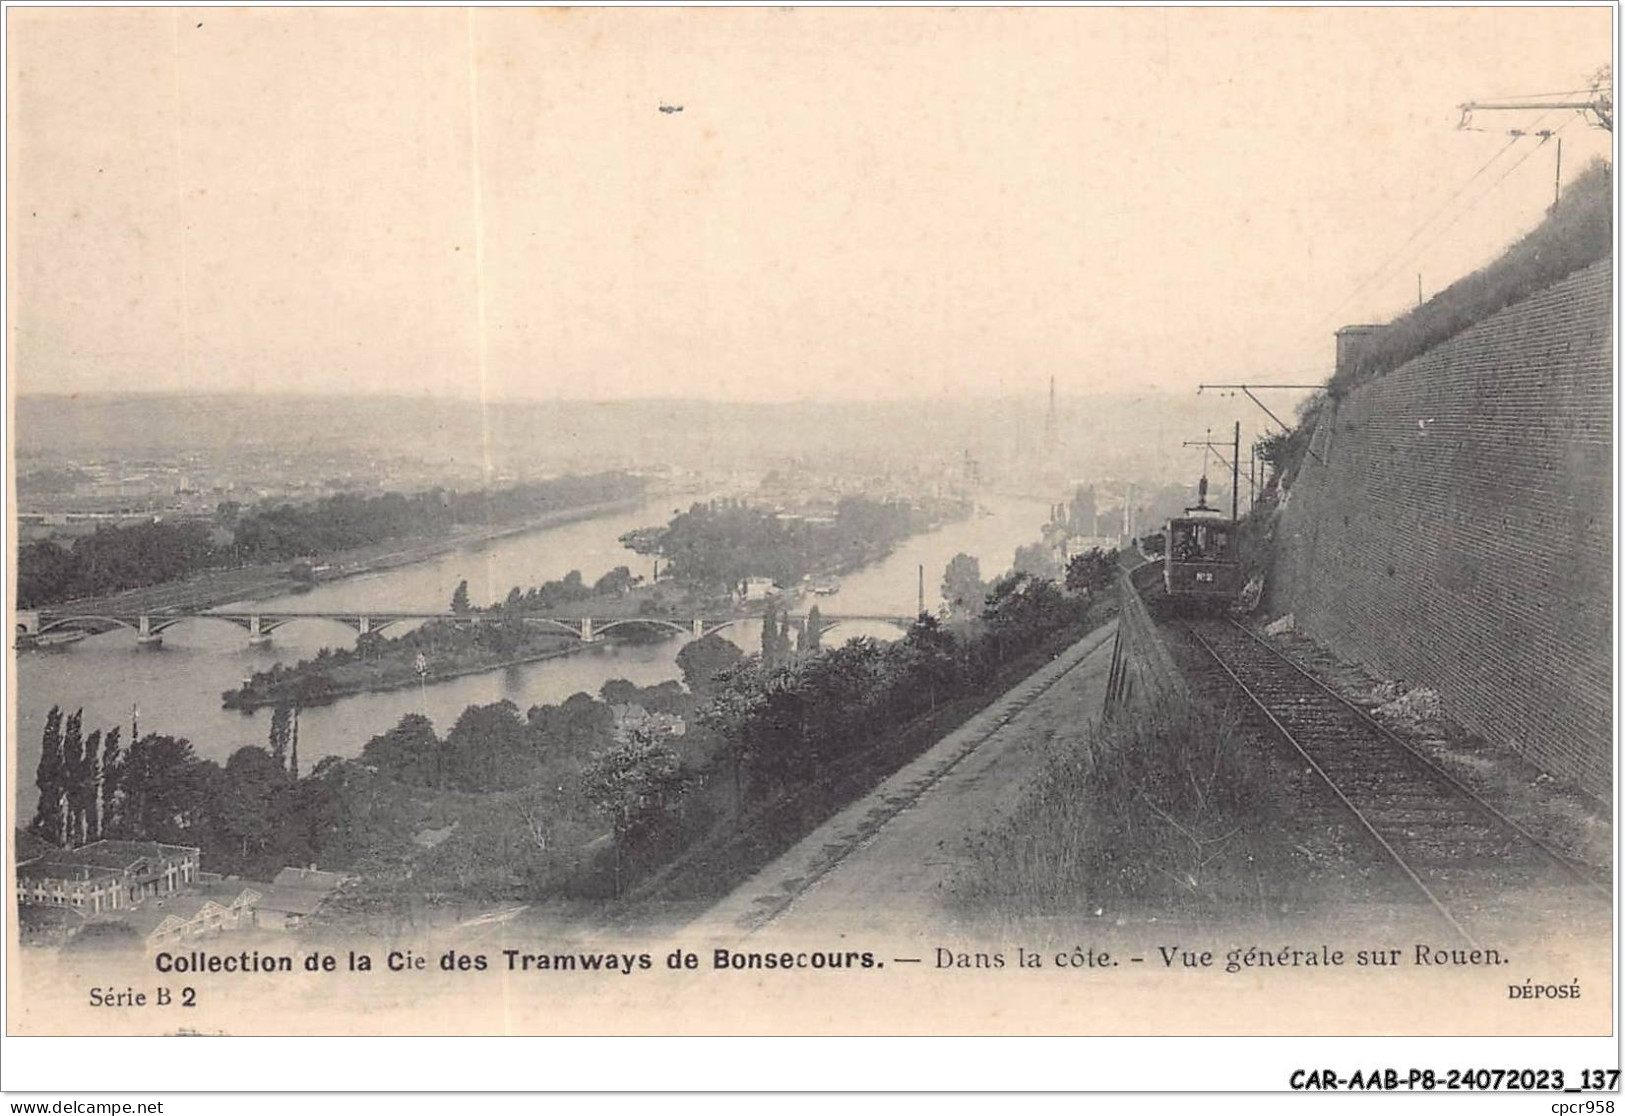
[15,608,919,649]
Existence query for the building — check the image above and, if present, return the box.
[15,838,201,915]
[121,882,263,952]
[1068,485,1098,536]
[739,576,780,602]
[249,866,348,931]
[16,857,125,915]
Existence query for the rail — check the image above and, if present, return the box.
[1180,616,1609,947]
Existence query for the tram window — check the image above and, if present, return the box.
[1171,523,1231,561]
[1171,524,1198,560]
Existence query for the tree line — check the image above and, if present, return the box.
[32,558,1107,904]
[17,471,645,608]
[29,704,317,872]
[226,566,652,711]
[700,570,1092,807]
[619,495,955,597]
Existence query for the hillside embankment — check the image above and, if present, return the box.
[691,619,1120,937]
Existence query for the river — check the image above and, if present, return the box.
[14,493,1049,816]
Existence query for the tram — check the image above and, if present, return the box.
[1164,477,1242,607]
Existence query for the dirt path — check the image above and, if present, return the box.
[691,620,1119,939]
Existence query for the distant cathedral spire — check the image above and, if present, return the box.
[1044,376,1059,458]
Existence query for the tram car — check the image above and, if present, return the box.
[1163,508,1242,607]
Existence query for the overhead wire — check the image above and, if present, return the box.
[1476,87,1600,100]
[1276,83,1601,383]
[1361,112,1581,302]
[1316,131,1526,326]
[1308,102,1572,342]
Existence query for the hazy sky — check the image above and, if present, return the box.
[8,7,1612,402]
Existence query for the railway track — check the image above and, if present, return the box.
[1179,616,1609,947]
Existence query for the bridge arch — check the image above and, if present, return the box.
[36,615,140,637]
[591,617,691,639]
[516,617,590,639]
[813,616,914,640]
[140,614,256,635]
[692,617,751,641]
[253,615,356,635]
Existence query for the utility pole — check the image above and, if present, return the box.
[1198,384,1323,433]
[1198,383,1328,465]
[1553,135,1564,211]
[1182,433,1234,472]
[1231,421,1240,523]
[917,564,925,618]
[1248,442,1258,510]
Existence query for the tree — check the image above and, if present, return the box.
[599,679,642,707]
[29,706,64,845]
[444,700,536,791]
[57,711,84,846]
[361,713,442,786]
[527,693,616,763]
[581,722,691,891]
[216,746,289,863]
[1065,547,1117,597]
[942,554,987,619]
[70,729,102,846]
[759,609,780,665]
[776,608,795,661]
[592,566,637,597]
[1014,539,1063,582]
[17,541,76,608]
[676,633,744,696]
[804,605,824,652]
[696,660,770,810]
[98,727,122,839]
[119,734,205,842]
[451,579,472,614]
[268,704,293,770]
[895,614,961,713]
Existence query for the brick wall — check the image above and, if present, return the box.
[1270,259,1612,797]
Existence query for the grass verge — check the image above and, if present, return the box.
[953,688,1293,927]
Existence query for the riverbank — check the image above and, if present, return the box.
[215,497,970,713]
[36,494,658,618]
[223,638,589,711]
[223,577,715,711]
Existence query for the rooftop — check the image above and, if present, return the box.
[59,840,200,871]
[272,866,346,893]
[252,885,329,917]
